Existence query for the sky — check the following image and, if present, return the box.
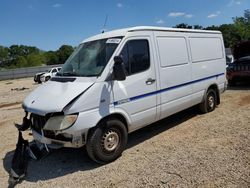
[0,0,249,51]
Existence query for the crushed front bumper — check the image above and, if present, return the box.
[32,129,86,148]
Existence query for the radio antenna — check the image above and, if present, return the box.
[102,14,108,33]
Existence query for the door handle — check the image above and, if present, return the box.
[146,78,156,85]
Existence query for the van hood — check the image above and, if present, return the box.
[23,79,95,116]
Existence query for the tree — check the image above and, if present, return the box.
[9,45,22,60]
[26,54,46,67]
[193,25,203,30]
[8,45,39,58]
[174,23,192,29]
[56,45,74,64]
[233,9,250,42]
[21,45,40,56]
[204,25,220,31]
[0,46,9,64]
[218,24,240,48]
[45,51,59,65]
[16,56,28,68]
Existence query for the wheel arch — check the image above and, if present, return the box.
[87,112,130,139]
[97,113,129,132]
[207,83,220,105]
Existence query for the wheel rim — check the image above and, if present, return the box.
[101,130,119,152]
[208,95,214,109]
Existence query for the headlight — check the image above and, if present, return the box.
[44,114,78,131]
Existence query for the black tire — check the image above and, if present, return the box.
[45,76,51,82]
[199,89,217,113]
[86,118,127,164]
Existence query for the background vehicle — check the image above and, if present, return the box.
[227,41,250,86]
[22,26,226,164]
[34,72,46,83]
[38,67,61,83]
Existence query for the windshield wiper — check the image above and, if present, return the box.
[57,72,78,76]
[80,74,98,77]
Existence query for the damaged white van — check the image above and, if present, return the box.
[21,26,227,163]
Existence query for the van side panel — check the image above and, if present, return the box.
[188,33,226,105]
[189,37,223,63]
[154,32,192,119]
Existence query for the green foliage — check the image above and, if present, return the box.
[174,23,193,29]
[45,51,59,65]
[9,56,27,68]
[9,45,39,58]
[0,46,9,63]
[232,9,250,42]
[218,9,250,47]
[174,23,203,30]
[173,9,250,48]
[193,25,203,30]
[56,45,74,64]
[217,24,240,48]
[44,45,74,65]
[1,45,42,68]
[0,44,73,69]
[26,54,46,67]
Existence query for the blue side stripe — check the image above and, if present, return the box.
[114,73,224,106]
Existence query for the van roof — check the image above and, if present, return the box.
[81,26,221,43]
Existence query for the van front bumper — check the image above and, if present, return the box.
[32,129,86,148]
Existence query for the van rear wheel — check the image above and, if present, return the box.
[199,89,217,113]
[86,118,127,164]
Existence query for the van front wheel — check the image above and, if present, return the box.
[86,118,127,164]
[199,89,217,113]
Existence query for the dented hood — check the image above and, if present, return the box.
[23,78,95,116]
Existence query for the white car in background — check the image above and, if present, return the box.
[40,67,61,82]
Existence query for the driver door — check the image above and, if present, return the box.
[112,34,157,131]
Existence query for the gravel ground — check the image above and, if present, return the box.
[0,78,249,188]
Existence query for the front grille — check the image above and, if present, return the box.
[31,113,72,142]
[232,64,250,72]
[31,114,49,134]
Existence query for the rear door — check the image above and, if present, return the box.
[113,32,157,131]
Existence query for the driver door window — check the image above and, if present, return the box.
[120,40,150,75]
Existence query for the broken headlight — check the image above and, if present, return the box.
[43,114,78,131]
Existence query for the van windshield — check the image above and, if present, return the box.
[58,37,122,77]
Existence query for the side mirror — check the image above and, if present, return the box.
[113,56,126,81]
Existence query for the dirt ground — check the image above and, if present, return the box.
[0,77,249,188]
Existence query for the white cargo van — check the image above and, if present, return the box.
[21,26,227,163]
